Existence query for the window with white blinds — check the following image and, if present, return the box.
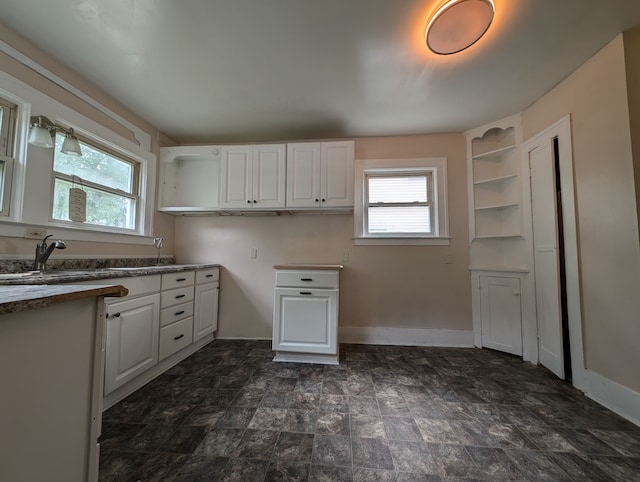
[354,157,449,245]
[366,173,433,234]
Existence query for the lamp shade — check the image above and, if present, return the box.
[28,125,54,148]
[61,134,82,156]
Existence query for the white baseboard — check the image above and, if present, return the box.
[576,368,640,427]
[339,326,474,347]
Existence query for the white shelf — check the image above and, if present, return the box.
[475,202,519,211]
[474,174,518,186]
[472,144,516,160]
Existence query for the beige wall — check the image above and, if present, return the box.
[0,22,175,258]
[522,35,640,392]
[175,133,472,339]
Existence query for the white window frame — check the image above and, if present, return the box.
[0,69,156,245]
[354,157,450,246]
[50,132,141,232]
[0,96,17,217]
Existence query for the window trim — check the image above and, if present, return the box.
[50,132,141,232]
[0,155,15,216]
[354,157,449,246]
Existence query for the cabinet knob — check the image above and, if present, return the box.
[300,278,313,282]
[253,200,257,203]
[322,198,326,202]
[247,200,251,204]
[174,334,185,341]
[175,310,185,316]
[206,274,214,278]
[175,294,186,299]
[315,199,319,202]
[300,291,312,295]
[176,278,187,282]
[108,312,121,319]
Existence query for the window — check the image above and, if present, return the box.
[354,157,449,245]
[0,96,17,216]
[366,173,434,235]
[51,133,140,230]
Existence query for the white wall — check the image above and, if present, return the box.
[523,34,640,393]
[175,133,473,340]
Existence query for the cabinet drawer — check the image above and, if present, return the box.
[196,268,219,284]
[159,317,194,361]
[275,270,339,288]
[160,301,194,328]
[161,286,194,308]
[161,271,195,290]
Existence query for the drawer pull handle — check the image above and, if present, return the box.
[300,278,313,282]
[206,274,214,278]
[175,310,185,316]
[175,294,186,299]
[300,291,312,295]
[174,334,185,341]
[108,312,121,318]
[176,278,187,282]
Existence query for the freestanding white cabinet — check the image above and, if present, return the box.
[286,141,354,209]
[272,266,342,364]
[220,144,286,209]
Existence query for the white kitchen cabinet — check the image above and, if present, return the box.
[158,145,222,213]
[193,268,220,341]
[158,271,196,361]
[104,293,160,394]
[286,140,354,209]
[272,267,341,364]
[220,144,286,209]
[475,274,523,356]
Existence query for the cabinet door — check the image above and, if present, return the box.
[104,293,160,394]
[254,144,286,208]
[220,146,253,208]
[479,276,522,356]
[273,287,338,355]
[286,142,321,208]
[320,141,354,207]
[194,282,219,341]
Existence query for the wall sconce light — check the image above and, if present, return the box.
[426,0,495,55]
[28,115,83,156]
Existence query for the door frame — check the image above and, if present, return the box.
[521,115,586,386]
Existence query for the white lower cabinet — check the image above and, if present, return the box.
[194,282,219,341]
[478,275,523,356]
[101,266,220,406]
[272,268,340,364]
[104,293,160,394]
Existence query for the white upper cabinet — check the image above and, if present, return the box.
[220,144,286,209]
[158,145,221,213]
[286,140,354,209]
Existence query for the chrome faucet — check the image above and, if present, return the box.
[33,234,66,271]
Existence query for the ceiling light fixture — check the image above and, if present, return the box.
[426,0,495,55]
[28,115,83,156]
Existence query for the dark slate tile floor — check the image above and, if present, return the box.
[99,340,640,481]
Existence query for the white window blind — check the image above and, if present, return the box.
[366,173,433,235]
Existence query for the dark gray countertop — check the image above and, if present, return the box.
[0,264,219,314]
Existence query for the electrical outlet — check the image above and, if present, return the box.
[342,253,349,263]
[445,255,454,264]
[24,227,46,239]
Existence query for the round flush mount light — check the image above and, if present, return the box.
[426,0,495,55]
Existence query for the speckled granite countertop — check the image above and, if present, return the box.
[0,284,128,315]
[0,264,219,314]
[0,263,220,285]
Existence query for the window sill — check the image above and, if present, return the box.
[353,237,451,246]
[0,219,155,246]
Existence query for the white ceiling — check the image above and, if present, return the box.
[1,0,640,144]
